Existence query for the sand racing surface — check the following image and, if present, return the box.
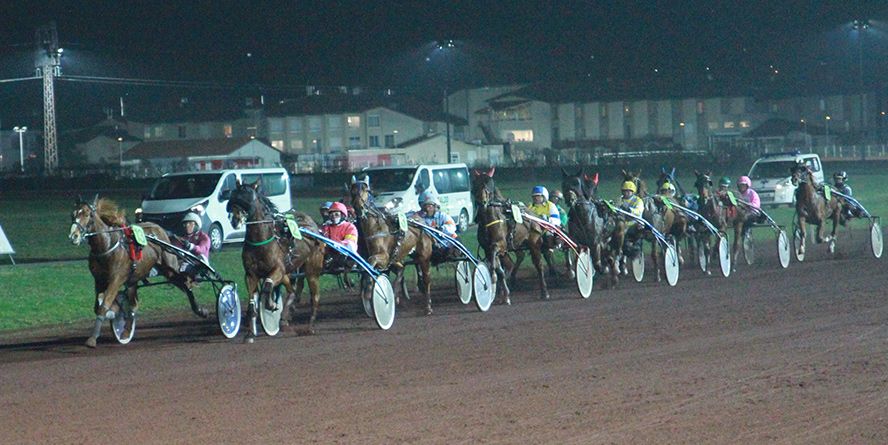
[2,234,887,444]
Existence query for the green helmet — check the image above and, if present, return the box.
[718,176,731,187]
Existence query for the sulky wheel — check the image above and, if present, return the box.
[717,235,731,278]
[371,275,396,330]
[871,220,883,259]
[259,285,283,337]
[110,292,136,345]
[455,261,473,305]
[473,262,494,312]
[776,230,791,269]
[575,249,594,299]
[216,284,241,339]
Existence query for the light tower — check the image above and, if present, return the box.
[36,22,62,175]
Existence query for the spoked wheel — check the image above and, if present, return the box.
[717,235,731,278]
[216,284,241,339]
[110,292,136,345]
[575,249,594,298]
[742,231,755,265]
[258,286,283,337]
[697,240,708,273]
[455,261,472,305]
[631,253,644,283]
[871,220,883,259]
[776,230,791,269]
[793,227,806,262]
[371,274,396,330]
[473,262,494,312]
[664,241,680,287]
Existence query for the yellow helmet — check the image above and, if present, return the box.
[621,181,637,193]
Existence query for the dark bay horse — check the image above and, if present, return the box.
[561,168,621,286]
[472,168,549,303]
[349,177,435,314]
[791,163,841,257]
[69,196,207,348]
[693,170,748,272]
[226,181,326,334]
[621,170,685,282]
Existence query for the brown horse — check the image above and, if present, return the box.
[790,163,841,257]
[621,170,686,282]
[226,181,326,334]
[561,168,621,286]
[69,196,207,348]
[471,168,549,303]
[693,170,749,272]
[349,177,435,314]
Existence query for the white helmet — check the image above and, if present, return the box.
[419,190,440,207]
[182,212,202,230]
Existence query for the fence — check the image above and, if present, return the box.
[755,144,888,161]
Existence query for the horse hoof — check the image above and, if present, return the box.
[198,308,209,319]
[279,319,290,327]
[706,270,712,276]
[424,307,433,316]
[85,337,97,348]
[504,298,512,306]
[541,293,550,300]
[244,336,255,344]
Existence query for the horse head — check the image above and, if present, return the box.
[471,167,498,206]
[789,162,810,187]
[561,167,598,204]
[621,169,646,197]
[694,170,713,197]
[349,175,374,216]
[69,195,98,246]
[226,180,262,229]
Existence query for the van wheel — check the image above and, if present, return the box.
[209,223,224,252]
[457,209,470,233]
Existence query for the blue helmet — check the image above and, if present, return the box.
[531,185,549,201]
[320,201,333,210]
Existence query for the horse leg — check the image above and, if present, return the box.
[797,216,807,256]
[86,276,126,348]
[419,259,433,316]
[498,253,514,305]
[564,249,575,280]
[732,224,742,272]
[279,273,299,327]
[244,274,260,343]
[306,272,321,334]
[510,251,525,285]
[293,276,306,305]
[530,243,550,300]
[651,238,662,282]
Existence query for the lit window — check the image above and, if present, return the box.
[503,130,534,142]
[271,140,284,150]
[368,115,380,127]
[697,101,705,114]
[347,116,361,128]
[223,124,232,138]
[143,127,151,139]
[739,121,750,128]
[154,126,164,137]
[724,121,735,129]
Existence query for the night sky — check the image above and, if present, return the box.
[1,1,887,129]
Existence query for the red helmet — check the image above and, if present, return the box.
[329,202,348,214]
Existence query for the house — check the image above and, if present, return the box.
[395,133,504,166]
[126,97,262,142]
[122,137,281,175]
[66,119,142,166]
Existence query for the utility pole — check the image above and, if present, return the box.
[36,22,62,175]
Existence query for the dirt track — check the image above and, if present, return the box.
[2,233,887,444]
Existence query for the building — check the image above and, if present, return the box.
[66,119,142,166]
[126,97,262,142]
[122,137,281,175]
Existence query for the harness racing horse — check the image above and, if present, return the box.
[69,196,207,348]
[349,177,435,315]
[561,168,621,286]
[471,168,549,303]
[621,170,685,282]
[227,181,326,334]
[693,171,748,272]
[790,162,841,258]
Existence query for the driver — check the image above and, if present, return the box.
[529,185,562,276]
[319,201,333,224]
[413,191,457,260]
[175,211,211,274]
[737,175,764,235]
[549,189,568,228]
[833,171,857,221]
[322,202,358,253]
[658,181,676,201]
[618,180,644,275]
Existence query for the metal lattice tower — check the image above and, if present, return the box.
[36,22,61,174]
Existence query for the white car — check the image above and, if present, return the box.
[748,152,823,207]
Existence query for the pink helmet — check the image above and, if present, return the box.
[329,202,348,214]
[738,176,752,187]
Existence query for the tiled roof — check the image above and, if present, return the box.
[123,137,274,159]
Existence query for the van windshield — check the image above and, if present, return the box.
[148,174,223,200]
[749,161,797,180]
[364,168,417,193]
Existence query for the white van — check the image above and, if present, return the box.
[361,163,474,233]
[748,152,823,207]
[139,168,291,251]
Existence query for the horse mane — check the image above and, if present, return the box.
[258,194,279,215]
[96,198,127,226]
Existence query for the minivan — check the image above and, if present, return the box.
[361,163,474,232]
[748,152,823,207]
[139,168,291,251]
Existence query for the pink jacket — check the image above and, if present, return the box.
[739,188,760,209]
[322,221,358,253]
[178,231,211,261]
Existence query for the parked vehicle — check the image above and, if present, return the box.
[748,152,823,207]
[139,168,291,251]
[361,163,474,232]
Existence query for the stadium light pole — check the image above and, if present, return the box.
[851,19,870,140]
[429,40,458,164]
[13,126,27,173]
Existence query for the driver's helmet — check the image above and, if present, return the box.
[718,176,731,188]
[182,211,202,230]
[659,182,676,195]
[531,185,549,201]
[833,171,847,183]
[550,189,564,202]
[328,202,348,215]
[419,190,440,207]
[320,201,333,211]
[737,176,752,187]
[621,181,637,194]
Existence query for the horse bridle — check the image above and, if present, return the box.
[72,203,123,257]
